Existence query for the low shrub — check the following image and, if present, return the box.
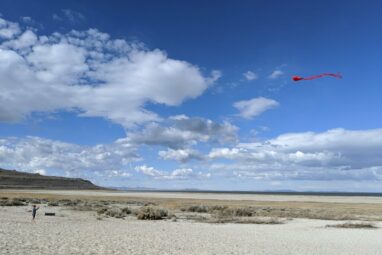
[97,206,131,219]
[184,205,209,213]
[0,198,26,206]
[48,201,59,206]
[137,206,168,220]
[326,222,377,229]
[208,217,283,224]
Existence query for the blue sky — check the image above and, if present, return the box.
[1,0,382,191]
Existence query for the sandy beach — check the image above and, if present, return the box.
[1,190,382,255]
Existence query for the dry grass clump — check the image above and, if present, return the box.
[121,207,131,214]
[144,201,158,206]
[213,206,255,217]
[124,200,146,206]
[97,206,132,219]
[136,206,168,220]
[208,217,284,224]
[69,201,97,211]
[30,198,43,204]
[96,207,108,215]
[181,205,209,213]
[48,201,59,206]
[326,222,377,229]
[207,205,229,213]
[230,207,255,217]
[181,205,253,215]
[0,198,27,206]
[57,199,80,206]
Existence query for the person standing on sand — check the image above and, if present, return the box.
[31,205,39,222]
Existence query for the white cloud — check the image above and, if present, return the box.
[134,165,163,177]
[243,71,258,81]
[0,18,219,127]
[3,30,38,50]
[159,148,204,162]
[233,97,279,119]
[268,70,284,79]
[135,165,209,180]
[0,136,140,176]
[207,128,382,181]
[128,116,238,148]
[0,18,21,39]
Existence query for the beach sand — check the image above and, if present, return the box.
[1,190,382,255]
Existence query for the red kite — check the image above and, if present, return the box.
[292,73,342,82]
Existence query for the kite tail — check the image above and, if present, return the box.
[326,72,342,79]
[303,73,342,80]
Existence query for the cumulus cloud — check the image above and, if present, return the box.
[128,116,238,149]
[243,71,258,81]
[208,128,382,181]
[135,165,210,180]
[0,18,21,39]
[159,148,204,162]
[268,70,284,79]
[0,136,140,176]
[134,165,163,177]
[233,97,279,119]
[0,17,219,127]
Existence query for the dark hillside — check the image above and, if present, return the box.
[0,168,104,190]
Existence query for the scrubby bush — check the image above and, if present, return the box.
[97,207,108,215]
[30,199,42,204]
[48,201,59,206]
[326,222,377,229]
[0,198,26,206]
[137,206,168,220]
[144,202,158,206]
[97,206,131,219]
[105,208,125,218]
[57,199,79,206]
[213,207,255,218]
[233,207,255,217]
[70,203,93,211]
[208,217,283,224]
[208,205,228,213]
[184,205,209,213]
[121,207,131,214]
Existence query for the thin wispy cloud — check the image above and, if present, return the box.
[233,97,279,119]
[53,9,85,23]
[268,70,284,79]
[243,70,258,81]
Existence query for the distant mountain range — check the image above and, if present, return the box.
[111,186,382,197]
[0,168,104,190]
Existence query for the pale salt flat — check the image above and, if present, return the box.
[1,205,382,255]
[6,189,382,204]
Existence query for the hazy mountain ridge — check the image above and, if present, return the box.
[0,168,104,190]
